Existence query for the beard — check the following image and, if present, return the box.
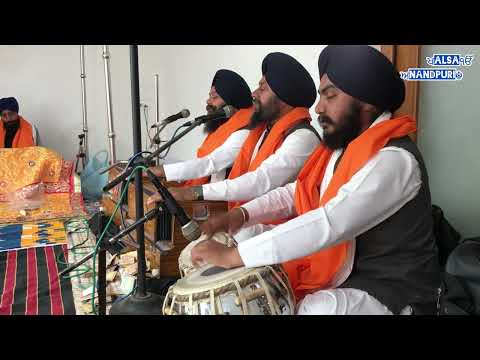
[203,104,229,134]
[319,101,362,150]
[2,118,20,129]
[1,114,19,123]
[248,96,281,130]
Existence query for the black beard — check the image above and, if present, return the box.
[2,118,20,129]
[320,102,362,150]
[247,97,280,130]
[205,104,216,114]
[203,117,229,134]
[203,104,227,133]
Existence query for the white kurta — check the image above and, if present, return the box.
[163,129,250,183]
[201,128,320,201]
[235,113,422,314]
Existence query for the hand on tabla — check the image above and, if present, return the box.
[191,239,244,269]
[200,207,247,239]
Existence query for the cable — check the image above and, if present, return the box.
[126,151,153,170]
[90,164,148,315]
[58,218,95,282]
[115,151,154,254]
[114,281,138,303]
[159,123,189,160]
[119,180,136,245]
[148,124,167,152]
[148,126,164,147]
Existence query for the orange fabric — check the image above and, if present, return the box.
[0,116,35,148]
[283,116,417,301]
[0,147,64,196]
[228,107,312,210]
[182,107,254,187]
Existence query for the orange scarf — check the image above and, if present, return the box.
[228,107,312,210]
[182,107,254,187]
[0,116,34,148]
[283,116,417,301]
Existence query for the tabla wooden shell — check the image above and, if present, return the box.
[163,264,295,315]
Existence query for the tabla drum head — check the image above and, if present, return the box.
[178,232,235,277]
[172,264,253,296]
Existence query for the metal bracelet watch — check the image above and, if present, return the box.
[191,186,204,201]
[239,207,249,225]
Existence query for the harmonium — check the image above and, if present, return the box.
[102,163,228,278]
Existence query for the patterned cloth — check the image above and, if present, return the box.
[0,244,76,315]
[0,220,68,252]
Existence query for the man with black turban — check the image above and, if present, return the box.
[0,97,37,148]
[190,45,441,315]
[148,53,321,228]
[149,69,254,185]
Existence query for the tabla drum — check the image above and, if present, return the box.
[162,264,295,315]
[178,232,236,277]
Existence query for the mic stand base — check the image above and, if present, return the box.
[109,292,164,315]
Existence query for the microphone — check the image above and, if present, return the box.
[145,169,201,242]
[150,109,190,145]
[181,220,202,243]
[194,105,236,124]
[151,109,190,128]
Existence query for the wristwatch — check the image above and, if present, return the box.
[191,186,204,201]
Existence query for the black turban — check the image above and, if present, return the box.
[318,45,405,112]
[0,97,19,113]
[261,52,317,108]
[211,69,252,109]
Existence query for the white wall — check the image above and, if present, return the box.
[0,45,134,162]
[418,45,480,238]
[141,45,329,162]
[0,45,380,163]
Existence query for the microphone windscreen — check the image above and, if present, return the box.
[182,220,202,242]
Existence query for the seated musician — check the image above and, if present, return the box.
[0,97,37,148]
[149,69,254,186]
[148,53,321,230]
[189,45,442,315]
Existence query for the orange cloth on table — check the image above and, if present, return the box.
[182,107,254,187]
[0,146,63,196]
[0,147,86,223]
[0,116,35,148]
[282,116,417,301]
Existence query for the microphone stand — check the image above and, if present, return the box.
[150,122,168,147]
[103,115,210,193]
[101,46,216,315]
[104,45,166,315]
[59,207,161,279]
[59,207,162,315]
